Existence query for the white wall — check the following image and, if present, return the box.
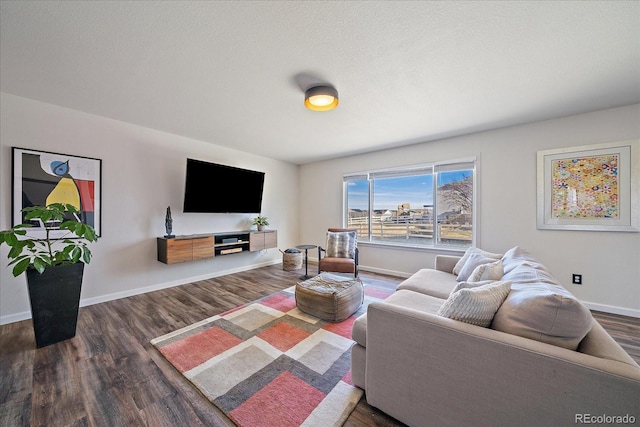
[0,93,299,324]
[300,104,640,317]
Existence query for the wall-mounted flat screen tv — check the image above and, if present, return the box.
[183,158,265,213]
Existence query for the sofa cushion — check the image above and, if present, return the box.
[437,280,512,327]
[396,268,458,299]
[319,257,356,273]
[502,261,558,286]
[386,289,445,314]
[352,290,444,347]
[453,247,503,276]
[501,246,546,276]
[491,282,593,350]
[468,259,504,282]
[325,231,356,258]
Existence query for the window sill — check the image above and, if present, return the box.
[356,240,467,255]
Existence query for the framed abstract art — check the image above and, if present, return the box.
[12,147,102,237]
[536,141,638,232]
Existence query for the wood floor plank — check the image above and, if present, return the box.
[0,264,637,427]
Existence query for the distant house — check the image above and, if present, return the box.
[438,210,471,225]
[380,210,394,221]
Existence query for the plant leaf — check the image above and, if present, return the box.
[65,204,79,214]
[71,247,81,263]
[33,257,46,274]
[12,258,31,277]
[84,226,97,242]
[83,249,92,264]
[8,254,30,266]
[38,254,52,265]
[8,243,26,259]
[13,223,33,229]
[59,221,76,231]
[5,233,18,246]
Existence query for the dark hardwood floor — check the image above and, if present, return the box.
[1,264,638,427]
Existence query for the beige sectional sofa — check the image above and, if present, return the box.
[351,246,640,427]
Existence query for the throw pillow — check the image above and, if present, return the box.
[453,247,503,275]
[450,280,496,295]
[325,231,356,258]
[491,282,593,350]
[468,259,504,282]
[437,280,512,327]
[456,252,497,282]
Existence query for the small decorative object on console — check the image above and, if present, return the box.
[164,206,174,238]
[252,215,269,231]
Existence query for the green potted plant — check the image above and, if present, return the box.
[252,215,269,231]
[0,203,98,347]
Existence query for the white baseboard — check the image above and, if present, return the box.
[358,264,412,279]
[582,301,640,318]
[0,311,31,325]
[0,259,281,325]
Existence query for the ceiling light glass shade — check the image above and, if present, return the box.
[305,86,339,111]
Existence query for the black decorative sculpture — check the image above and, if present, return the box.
[164,206,174,238]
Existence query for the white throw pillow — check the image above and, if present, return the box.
[457,252,497,282]
[450,280,496,295]
[453,247,503,275]
[437,280,512,327]
[468,259,504,282]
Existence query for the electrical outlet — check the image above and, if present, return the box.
[572,274,582,285]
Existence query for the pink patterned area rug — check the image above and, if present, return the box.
[151,283,393,427]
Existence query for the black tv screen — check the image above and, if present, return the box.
[183,159,265,213]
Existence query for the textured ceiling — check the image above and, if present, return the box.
[1,1,638,164]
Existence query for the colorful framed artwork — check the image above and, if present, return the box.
[12,147,102,237]
[537,141,638,232]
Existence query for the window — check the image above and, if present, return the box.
[344,158,476,249]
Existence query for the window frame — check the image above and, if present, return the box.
[343,156,478,251]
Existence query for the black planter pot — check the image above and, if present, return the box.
[26,263,84,348]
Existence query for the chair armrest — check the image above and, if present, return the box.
[434,254,460,273]
[318,246,325,259]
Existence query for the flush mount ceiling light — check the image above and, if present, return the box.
[304,85,339,111]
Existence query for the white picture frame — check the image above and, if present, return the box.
[536,140,639,232]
